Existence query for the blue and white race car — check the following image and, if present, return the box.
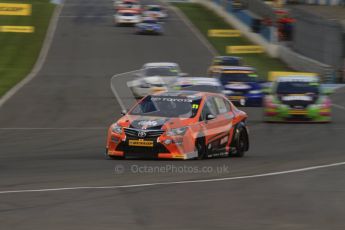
[135,17,163,35]
[212,66,264,106]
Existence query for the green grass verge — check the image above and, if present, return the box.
[0,0,55,97]
[173,3,291,79]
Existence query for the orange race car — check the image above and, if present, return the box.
[106,91,249,159]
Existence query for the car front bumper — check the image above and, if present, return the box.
[107,133,196,159]
[264,107,331,122]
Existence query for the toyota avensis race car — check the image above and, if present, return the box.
[135,17,163,35]
[264,75,332,122]
[106,91,249,159]
[208,56,244,76]
[113,10,141,26]
[212,66,264,106]
[129,62,185,98]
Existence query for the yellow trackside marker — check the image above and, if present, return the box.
[226,45,264,54]
[0,26,35,33]
[208,29,241,37]
[0,3,31,16]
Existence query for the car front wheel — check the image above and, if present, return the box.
[195,137,207,160]
[231,126,249,157]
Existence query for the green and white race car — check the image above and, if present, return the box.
[264,75,332,122]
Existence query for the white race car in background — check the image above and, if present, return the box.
[114,10,141,26]
[142,5,168,20]
[128,62,187,98]
[175,77,225,93]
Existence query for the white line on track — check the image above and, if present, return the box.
[110,69,139,111]
[1,161,345,195]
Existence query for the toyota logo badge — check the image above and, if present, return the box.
[138,131,146,138]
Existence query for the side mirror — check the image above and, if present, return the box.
[206,114,216,120]
[121,110,127,116]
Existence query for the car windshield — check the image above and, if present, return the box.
[145,67,178,76]
[142,20,157,24]
[214,58,241,66]
[276,81,319,94]
[148,7,161,11]
[219,72,258,83]
[121,13,134,16]
[122,3,139,8]
[130,95,202,118]
[123,2,135,5]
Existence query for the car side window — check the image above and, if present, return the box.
[223,98,232,112]
[200,97,218,121]
[214,96,228,114]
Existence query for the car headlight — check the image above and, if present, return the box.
[249,90,262,94]
[222,90,234,94]
[112,124,123,134]
[166,127,188,136]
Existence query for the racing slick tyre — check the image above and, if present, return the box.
[230,125,249,158]
[195,137,207,160]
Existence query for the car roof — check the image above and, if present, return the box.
[143,62,178,68]
[177,77,221,86]
[277,75,319,82]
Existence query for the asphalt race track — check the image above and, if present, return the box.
[0,0,345,229]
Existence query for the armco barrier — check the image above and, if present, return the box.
[197,0,279,57]
[215,0,271,41]
[297,0,343,5]
[260,26,272,42]
[279,46,334,82]
[237,0,276,20]
[291,7,344,70]
[194,0,337,82]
